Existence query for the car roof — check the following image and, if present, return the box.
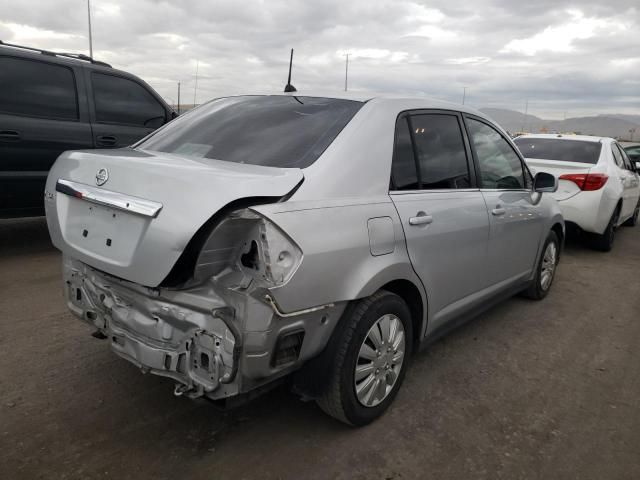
[620,142,640,148]
[515,133,613,143]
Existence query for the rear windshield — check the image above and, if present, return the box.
[514,138,602,164]
[137,96,363,168]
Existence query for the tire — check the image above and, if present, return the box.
[591,207,620,252]
[316,290,413,426]
[523,230,560,300]
[623,201,639,227]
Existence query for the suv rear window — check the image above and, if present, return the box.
[0,56,77,120]
[514,138,602,164]
[137,96,363,168]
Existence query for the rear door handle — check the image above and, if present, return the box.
[0,130,21,142]
[409,213,433,226]
[96,135,117,147]
[492,207,506,216]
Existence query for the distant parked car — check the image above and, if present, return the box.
[46,93,564,426]
[0,41,176,218]
[515,134,640,250]
[620,142,640,168]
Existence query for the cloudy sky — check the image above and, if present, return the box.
[1,0,638,119]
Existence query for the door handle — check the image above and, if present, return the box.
[492,207,506,216]
[96,135,117,147]
[409,213,433,226]
[0,130,21,142]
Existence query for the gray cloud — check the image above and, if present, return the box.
[0,0,638,118]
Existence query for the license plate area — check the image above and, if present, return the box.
[61,195,148,265]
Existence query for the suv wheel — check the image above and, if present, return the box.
[592,207,620,251]
[523,230,559,300]
[316,290,413,426]
[623,201,639,227]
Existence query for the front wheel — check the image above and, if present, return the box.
[523,230,560,300]
[316,290,413,426]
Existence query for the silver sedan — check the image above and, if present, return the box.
[45,93,564,426]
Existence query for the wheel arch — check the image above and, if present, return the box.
[379,279,425,349]
[551,222,565,253]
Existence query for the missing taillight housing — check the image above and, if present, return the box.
[193,209,302,286]
[559,173,608,191]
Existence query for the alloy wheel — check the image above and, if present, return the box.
[354,314,405,407]
[540,241,557,291]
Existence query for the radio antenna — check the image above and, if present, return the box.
[284,48,297,92]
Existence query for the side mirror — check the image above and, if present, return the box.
[534,171,558,193]
[171,110,179,120]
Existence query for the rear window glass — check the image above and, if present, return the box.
[137,96,363,168]
[514,138,601,164]
[0,56,77,120]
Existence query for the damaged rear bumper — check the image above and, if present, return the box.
[62,256,342,401]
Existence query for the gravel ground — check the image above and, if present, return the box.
[1,217,639,480]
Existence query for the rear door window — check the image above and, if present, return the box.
[467,118,525,189]
[614,144,633,171]
[611,145,625,168]
[514,137,602,164]
[91,73,165,127]
[391,113,470,190]
[391,117,420,189]
[0,56,78,120]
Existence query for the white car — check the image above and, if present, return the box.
[514,134,640,251]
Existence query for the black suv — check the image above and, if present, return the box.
[0,41,176,218]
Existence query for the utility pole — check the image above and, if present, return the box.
[177,82,181,114]
[344,53,350,91]
[521,99,529,132]
[87,0,93,59]
[193,61,199,106]
[462,87,467,105]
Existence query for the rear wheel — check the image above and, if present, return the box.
[523,230,559,300]
[623,201,639,227]
[316,290,412,426]
[591,207,620,251]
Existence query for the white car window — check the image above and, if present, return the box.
[611,145,625,168]
[615,144,634,171]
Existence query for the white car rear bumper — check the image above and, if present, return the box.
[557,190,617,234]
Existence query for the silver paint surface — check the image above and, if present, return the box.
[46,94,564,399]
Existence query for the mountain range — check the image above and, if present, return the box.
[479,108,640,140]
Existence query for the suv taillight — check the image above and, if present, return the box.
[559,173,608,191]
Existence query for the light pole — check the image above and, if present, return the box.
[344,53,350,91]
[87,0,93,59]
[462,87,467,105]
[177,82,181,114]
[193,61,199,106]
[521,99,529,132]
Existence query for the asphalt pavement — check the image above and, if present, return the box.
[1,217,639,480]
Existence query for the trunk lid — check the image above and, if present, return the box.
[45,148,303,287]
[525,158,593,201]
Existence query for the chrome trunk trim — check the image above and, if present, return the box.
[56,179,163,218]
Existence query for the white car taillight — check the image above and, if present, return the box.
[194,209,302,286]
